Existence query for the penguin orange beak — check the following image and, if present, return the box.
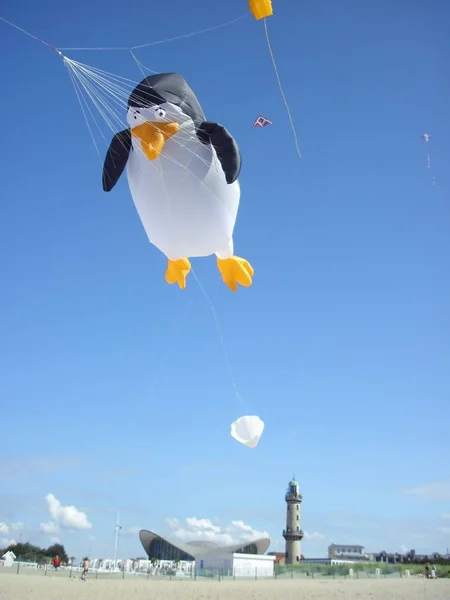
[131,121,180,160]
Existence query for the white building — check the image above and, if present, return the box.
[139,530,274,578]
[1,551,16,567]
[328,544,367,561]
[302,557,362,565]
[195,551,275,578]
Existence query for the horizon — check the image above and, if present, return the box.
[1,0,449,561]
[3,527,448,563]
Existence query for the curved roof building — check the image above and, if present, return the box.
[139,529,270,561]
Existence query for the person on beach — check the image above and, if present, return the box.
[431,564,437,578]
[424,562,430,578]
[52,555,60,570]
[81,557,90,581]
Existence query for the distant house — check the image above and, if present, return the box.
[371,549,448,564]
[328,544,366,561]
[268,551,305,564]
[1,551,16,567]
[268,552,286,564]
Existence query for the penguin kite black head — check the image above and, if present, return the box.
[128,73,206,129]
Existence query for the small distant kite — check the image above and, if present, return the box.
[421,133,436,189]
[253,114,272,128]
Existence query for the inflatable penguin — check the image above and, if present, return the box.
[102,73,254,292]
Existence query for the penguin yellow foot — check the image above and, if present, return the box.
[217,256,254,292]
[165,258,191,290]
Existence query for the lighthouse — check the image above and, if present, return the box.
[282,476,304,564]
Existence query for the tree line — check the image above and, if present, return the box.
[1,541,70,564]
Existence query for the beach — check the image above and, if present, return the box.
[1,574,449,600]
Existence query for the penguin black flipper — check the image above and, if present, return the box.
[197,121,242,184]
[102,129,132,192]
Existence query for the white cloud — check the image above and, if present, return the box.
[399,482,450,501]
[0,522,24,537]
[88,535,96,541]
[44,494,92,531]
[303,531,325,540]
[40,521,60,534]
[440,527,450,535]
[166,516,269,547]
[1,537,16,547]
[50,537,60,544]
[185,518,221,533]
[0,523,9,534]
[442,514,450,519]
[399,544,409,553]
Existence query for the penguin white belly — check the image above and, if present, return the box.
[126,133,240,260]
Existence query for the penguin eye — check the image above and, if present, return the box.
[155,107,166,118]
[133,110,141,120]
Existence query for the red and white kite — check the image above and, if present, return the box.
[253,114,272,128]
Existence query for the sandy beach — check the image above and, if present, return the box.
[1,574,449,600]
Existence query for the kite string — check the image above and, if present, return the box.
[0,15,63,54]
[130,50,159,76]
[130,13,248,50]
[66,65,102,162]
[424,143,436,189]
[190,267,247,410]
[57,13,249,51]
[263,18,302,159]
[0,11,248,54]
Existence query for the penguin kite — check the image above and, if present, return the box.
[102,73,254,292]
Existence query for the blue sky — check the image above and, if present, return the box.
[1,0,449,561]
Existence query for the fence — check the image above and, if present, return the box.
[0,561,439,581]
[274,563,425,579]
